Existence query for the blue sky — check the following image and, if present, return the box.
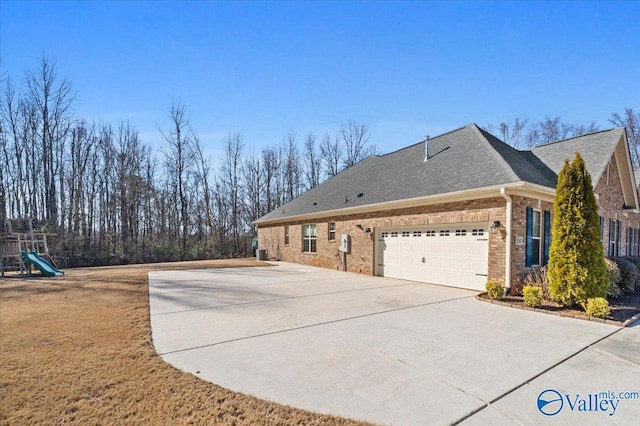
[1,1,639,157]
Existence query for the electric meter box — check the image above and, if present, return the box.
[340,234,350,253]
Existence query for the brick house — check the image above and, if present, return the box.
[255,124,639,292]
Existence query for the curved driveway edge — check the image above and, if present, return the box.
[149,262,640,425]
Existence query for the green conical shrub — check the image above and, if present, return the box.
[547,152,608,306]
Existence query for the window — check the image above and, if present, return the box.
[629,228,638,256]
[284,226,290,245]
[381,232,389,238]
[425,230,436,237]
[413,231,422,237]
[455,229,467,236]
[302,224,317,253]
[402,231,410,237]
[525,207,546,267]
[609,219,618,257]
[328,222,336,241]
[624,226,639,257]
[439,230,450,236]
[531,210,541,266]
[472,229,484,236]
[391,232,398,237]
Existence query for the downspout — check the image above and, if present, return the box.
[500,188,512,293]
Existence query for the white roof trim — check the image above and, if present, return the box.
[255,182,555,226]
[614,130,640,209]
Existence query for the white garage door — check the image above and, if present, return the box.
[376,223,489,291]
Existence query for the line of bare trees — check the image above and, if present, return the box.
[0,57,377,267]
[1,57,638,268]
[485,111,640,167]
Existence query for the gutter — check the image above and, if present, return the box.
[500,188,512,293]
[254,182,555,226]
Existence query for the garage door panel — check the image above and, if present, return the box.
[377,224,489,291]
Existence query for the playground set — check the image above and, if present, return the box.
[0,218,64,277]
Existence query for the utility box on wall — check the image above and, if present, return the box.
[340,234,350,253]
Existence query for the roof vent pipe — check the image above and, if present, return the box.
[423,135,430,162]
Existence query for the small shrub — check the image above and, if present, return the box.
[623,256,640,291]
[523,285,543,308]
[519,267,549,298]
[605,258,623,298]
[584,297,610,319]
[613,257,639,294]
[485,281,504,300]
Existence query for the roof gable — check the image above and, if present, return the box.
[531,128,623,183]
[531,128,638,209]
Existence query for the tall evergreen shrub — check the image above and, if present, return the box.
[547,153,608,306]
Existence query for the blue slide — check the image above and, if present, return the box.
[21,251,64,277]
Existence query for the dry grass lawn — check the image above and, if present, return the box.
[0,259,368,425]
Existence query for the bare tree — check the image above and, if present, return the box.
[220,132,244,255]
[488,116,600,148]
[261,146,281,212]
[25,56,76,225]
[611,107,640,168]
[571,121,599,137]
[241,149,264,235]
[486,117,529,148]
[160,101,197,259]
[340,121,375,169]
[320,132,341,179]
[193,135,213,247]
[282,129,303,202]
[303,131,320,189]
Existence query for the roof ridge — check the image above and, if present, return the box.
[471,124,521,182]
[377,124,471,158]
[533,127,623,148]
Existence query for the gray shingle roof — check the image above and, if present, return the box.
[530,128,624,184]
[256,124,545,223]
[256,125,627,224]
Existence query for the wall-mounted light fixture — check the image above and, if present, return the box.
[364,227,372,235]
[490,220,501,234]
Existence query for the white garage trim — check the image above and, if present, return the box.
[375,222,489,291]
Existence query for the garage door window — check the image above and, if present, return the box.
[302,224,317,253]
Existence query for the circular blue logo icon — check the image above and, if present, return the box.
[537,389,563,416]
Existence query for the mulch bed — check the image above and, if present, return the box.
[477,289,640,326]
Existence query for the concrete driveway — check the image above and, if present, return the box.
[149,262,640,425]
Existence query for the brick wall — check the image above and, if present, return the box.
[258,197,507,282]
[510,195,554,281]
[593,154,640,256]
[258,154,640,289]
